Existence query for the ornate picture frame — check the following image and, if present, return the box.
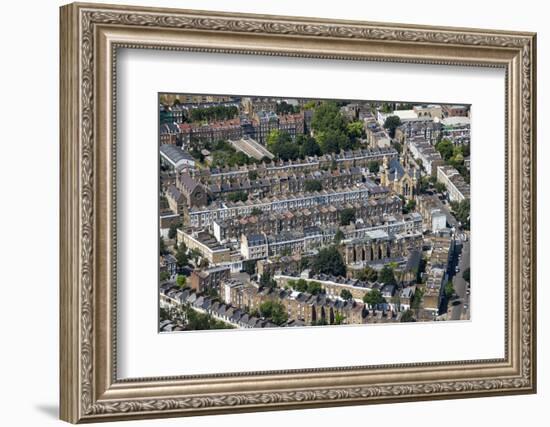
[60,2,536,423]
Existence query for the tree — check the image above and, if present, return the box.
[267,130,300,161]
[175,245,188,268]
[299,257,310,272]
[411,287,425,310]
[434,182,447,193]
[189,105,239,122]
[317,129,350,154]
[400,309,415,322]
[300,136,322,157]
[311,246,346,277]
[340,289,353,300]
[248,170,258,181]
[378,265,397,285]
[307,281,324,295]
[168,223,179,240]
[363,289,386,307]
[270,303,288,325]
[159,236,167,255]
[227,191,248,202]
[393,141,403,154]
[159,271,170,282]
[452,199,470,229]
[334,229,345,244]
[259,272,276,288]
[444,281,455,299]
[340,207,356,226]
[276,101,298,115]
[462,267,470,283]
[303,100,317,110]
[435,139,454,161]
[418,176,431,193]
[333,312,345,325]
[403,199,416,214]
[259,301,288,325]
[347,120,364,141]
[383,115,401,138]
[242,260,256,276]
[291,278,308,292]
[311,101,347,134]
[368,160,380,174]
[358,266,378,282]
[251,207,263,216]
[304,179,322,192]
[176,274,186,288]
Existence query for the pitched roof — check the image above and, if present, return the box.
[179,172,199,193]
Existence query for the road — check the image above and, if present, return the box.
[450,238,470,320]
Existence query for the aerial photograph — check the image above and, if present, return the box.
[158,94,471,332]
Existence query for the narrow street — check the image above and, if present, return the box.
[450,238,470,320]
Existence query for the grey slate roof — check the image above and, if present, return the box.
[160,144,194,164]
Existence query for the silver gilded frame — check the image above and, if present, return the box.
[60,2,536,423]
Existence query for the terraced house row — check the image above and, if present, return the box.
[206,167,364,201]
[238,212,423,261]
[185,185,374,228]
[175,111,305,147]
[191,147,399,182]
[212,196,402,242]
[222,281,367,326]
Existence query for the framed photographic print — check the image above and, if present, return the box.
[59,2,537,423]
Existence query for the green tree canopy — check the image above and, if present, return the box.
[306,281,324,295]
[340,207,356,226]
[168,223,180,240]
[227,190,248,202]
[340,289,353,300]
[189,105,239,122]
[383,115,402,138]
[317,129,350,154]
[434,182,447,193]
[334,229,345,244]
[378,264,397,285]
[251,207,263,216]
[311,246,346,277]
[357,266,378,282]
[311,101,347,134]
[259,272,277,288]
[242,260,256,276]
[176,274,186,288]
[276,101,298,115]
[368,160,380,174]
[363,289,386,306]
[347,120,365,141]
[452,199,470,229]
[300,136,322,157]
[248,170,258,181]
[259,301,288,325]
[266,130,300,161]
[444,281,455,299]
[435,139,454,161]
[304,179,322,192]
[400,309,415,322]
